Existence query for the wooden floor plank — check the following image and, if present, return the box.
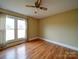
[0,39,78,59]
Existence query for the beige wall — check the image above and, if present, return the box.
[39,9,78,48]
[27,17,38,40]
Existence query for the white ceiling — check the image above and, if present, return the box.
[0,0,78,19]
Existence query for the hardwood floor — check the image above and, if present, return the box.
[0,39,78,59]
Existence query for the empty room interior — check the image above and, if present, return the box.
[0,0,78,59]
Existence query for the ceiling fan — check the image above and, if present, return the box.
[26,0,47,13]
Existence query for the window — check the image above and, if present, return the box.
[18,20,26,38]
[6,17,15,41]
[6,16,26,42]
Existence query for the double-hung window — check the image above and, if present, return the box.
[6,16,15,41]
[17,19,26,39]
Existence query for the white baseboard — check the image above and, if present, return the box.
[39,37,78,51]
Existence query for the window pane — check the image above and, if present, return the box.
[6,17,14,41]
[6,17,14,29]
[18,20,26,30]
[18,30,25,38]
[18,20,26,38]
[6,30,14,41]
